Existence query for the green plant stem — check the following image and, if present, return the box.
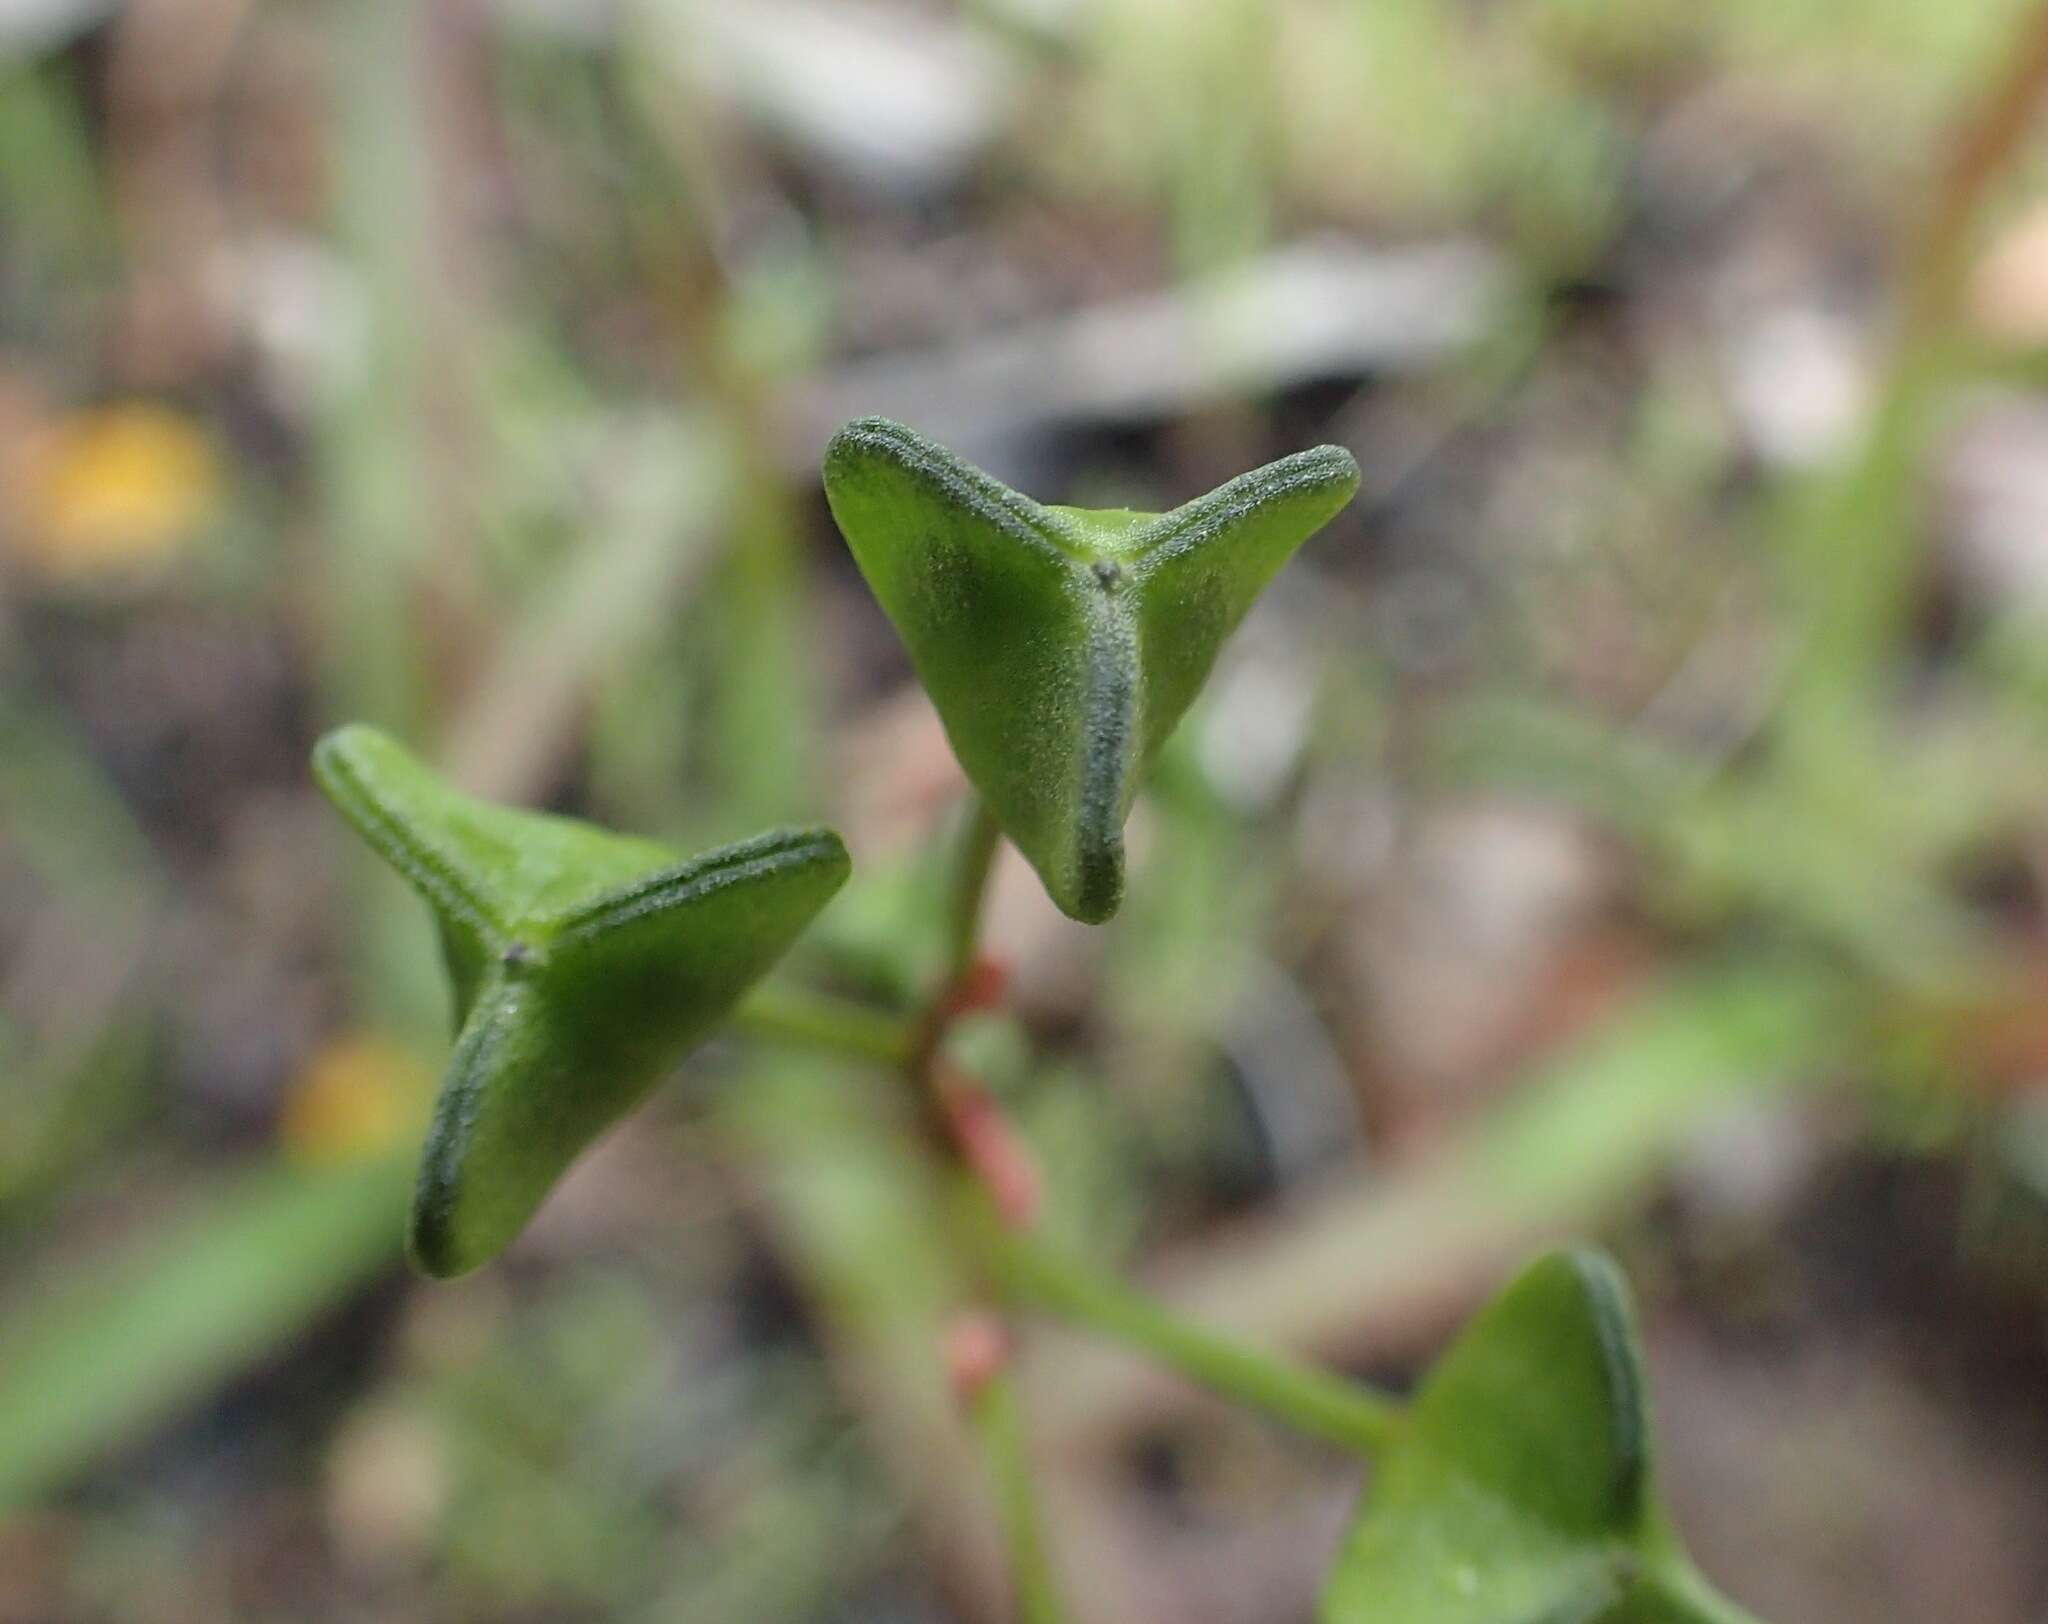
[1783,0,2048,734]
[926,792,1071,1619]
[734,984,916,1068]
[992,1226,1403,1456]
[926,786,1393,1624]
[945,794,1004,981]
[902,792,1005,1137]
[971,1368,1072,1624]
[1646,1563,1769,1624]
[1902,0,2048,345]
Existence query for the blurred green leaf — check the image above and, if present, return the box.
[701,489,826,834]
[1038,959,1854,1451]
[716,1053,989,1586]
[0,1155,408,1507]
[441,410,736,809]
[1321,1250,1760,1623]
[312,724,849,1276]
[0,1016,152,1209]
[0,60,113,286]
[823,416,1357,922]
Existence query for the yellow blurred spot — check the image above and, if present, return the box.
[281,1034,428,1165]
[7,402,221,579]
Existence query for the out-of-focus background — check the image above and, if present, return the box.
[9,0,2048,1619]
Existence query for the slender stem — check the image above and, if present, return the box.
[930,794,1074,1621]
[1903,0,2048,345]
[1645,1564,1769,1624]
[945,795,1004,982]
[728,802,1005,1105]
[903,793,1006,1143]
[733,983,917,1068]
[1786,0,2048,730]
[971,1369,1073,1624]
[992,1227,1402,1456]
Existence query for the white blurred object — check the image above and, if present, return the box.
[640,0,1013,194]
[1937,392,2048,613]
[791,237,1503,467]
[1723,303,1869,469]
[1673,1099,1821,1230]
[0,0,116,55]
[205,234,371,415]
[1348,801,1613,1097]
[1198,593,1324,814]
[1222,958,1365,1187]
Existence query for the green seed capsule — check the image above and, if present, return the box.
[824,417,1358,923]
[312,724,849,1276]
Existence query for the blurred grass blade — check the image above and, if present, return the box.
[0,1156,407,1506]
[0,683,160,900]
[716,1056,1004,1608]
[0,687,165,1204]
[972,1368,1072,1624]
[441,412,736,806]
[0,60,114,276]
[702,480,827,833]
[1432,692,1714,834]
[1038,960,1854,1449]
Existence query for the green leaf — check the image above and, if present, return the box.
[0,1156,408,1507]
[823,417,1357,922]
[1321,1250,1762,1624]
[312,724,850,1276]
